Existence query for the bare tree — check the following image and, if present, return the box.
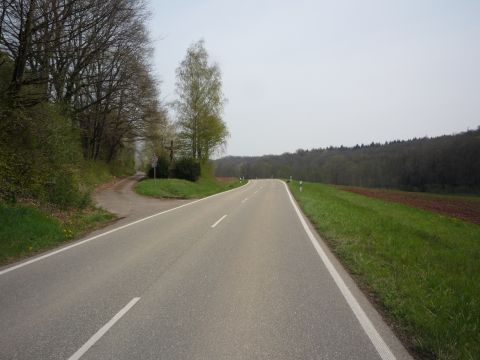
[0,0,165,163]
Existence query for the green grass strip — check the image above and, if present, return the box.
[288,181,480,360]
[135,177,243,199]
[0,203,114,266]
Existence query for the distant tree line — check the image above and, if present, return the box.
[214,129,480,193]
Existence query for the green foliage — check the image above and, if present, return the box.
[148,155,170,179]
[43,171,89,208]
[106,145,136,177]
[174,158,201,181]
[135,176,241,199]
[0,0,157,205]
[0,203,113,265]
[0,101,88,207]
[175,40,228,160]
[289,181,480,359]
[75,160,114,193]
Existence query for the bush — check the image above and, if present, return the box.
[0,101,88,208]
[43,172,90,208]
[174,158,201,182]
[147,156,170,179]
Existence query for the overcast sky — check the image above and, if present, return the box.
[148,0,480,156]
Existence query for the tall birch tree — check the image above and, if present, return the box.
[174,40,228,161]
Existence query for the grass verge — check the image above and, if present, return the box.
[288,181,480,360]
[135,176,243,199]
[0,202,115,266]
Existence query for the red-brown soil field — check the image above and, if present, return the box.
[340,186,480,225]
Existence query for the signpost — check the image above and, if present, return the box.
[151,154,158,182]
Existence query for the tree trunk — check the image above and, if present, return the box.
[9,0,36,96]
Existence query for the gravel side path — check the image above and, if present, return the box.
[93,174,191,223]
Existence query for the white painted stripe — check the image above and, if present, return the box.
[241,197,248,203]
[254,190,258,194]
[282,181,396,360]
[0,181,250,276]
[211,215,227,228]
[68,297,140,360]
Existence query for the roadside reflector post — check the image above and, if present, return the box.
[299,180,303,192]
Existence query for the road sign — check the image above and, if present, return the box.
[151,154,158,168]
[151,154,159,182]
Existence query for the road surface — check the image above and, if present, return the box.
[0,180,411,359]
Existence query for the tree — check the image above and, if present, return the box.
[0,0,161,163]
[174,40,228,161]
[0,0,164,204]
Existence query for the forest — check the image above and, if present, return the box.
[215,128,480,193]
[0,0,163,205]
[0,1,227,206]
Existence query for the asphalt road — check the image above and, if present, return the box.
[0,180,412,359]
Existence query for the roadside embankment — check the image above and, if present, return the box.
[135,176,242,199]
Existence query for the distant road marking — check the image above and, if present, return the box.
[241,197,248,203]
[68,297,140,360]
[282,181,396,360]
[254,190,258,194]
[0,181,250,276]
[211,215,228,228]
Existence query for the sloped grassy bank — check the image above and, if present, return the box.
[135,176,242,199]
[0,203,114,266]
[0,161,120,267]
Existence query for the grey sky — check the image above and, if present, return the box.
[148,0,480,156]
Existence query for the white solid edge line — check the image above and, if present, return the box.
[68,297,140,360]
[0,181,250,276]
[282,181,396,360]
[211,214,228,228]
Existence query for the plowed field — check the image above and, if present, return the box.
[340,187,480,225]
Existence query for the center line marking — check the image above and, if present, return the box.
[211,215,228,228]
[241,198,248,203]
[68,297,140,360]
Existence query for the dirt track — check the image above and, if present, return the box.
[93,174,190,222]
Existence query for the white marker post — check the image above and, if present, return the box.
[299,180,303,192]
